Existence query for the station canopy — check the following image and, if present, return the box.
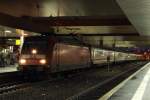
[116,0,150,36]
[0,0,149,53]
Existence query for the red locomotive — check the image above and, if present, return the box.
[18,36,141,75]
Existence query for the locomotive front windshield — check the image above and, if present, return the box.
[22,37,48,54]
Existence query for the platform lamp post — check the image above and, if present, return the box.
[56,0,61,33]
[99,36,103,48]
[99,36,111,72]
[107,54,110,72]
[88,45,93,66]
[36,2,40,17]
[113,38,116,65]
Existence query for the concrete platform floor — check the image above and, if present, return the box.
[0,64,18,73]
[109,62,150,100]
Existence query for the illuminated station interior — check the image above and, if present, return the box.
[0,0,150,100]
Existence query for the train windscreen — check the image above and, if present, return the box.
[22,37,48,54]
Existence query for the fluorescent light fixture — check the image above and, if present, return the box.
[5,30,12,33]
[23,33,28,36]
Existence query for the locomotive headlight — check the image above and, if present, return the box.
[19,59,26,64]
[32,49,37,54]
[39,59,46,64]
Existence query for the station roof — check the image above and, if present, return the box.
[116,0,150,36]
[0,0,149,53]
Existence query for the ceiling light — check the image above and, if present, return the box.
[5,30,12,33]
[23,33,28,36]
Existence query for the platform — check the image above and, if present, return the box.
[100,62,150,100]
[0,64,18,73]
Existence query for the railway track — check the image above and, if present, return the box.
[0,70,75,95]
[0,81,31,95]
[0,63,146,100]
[0,72,32,95]
[67,61,148,100]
